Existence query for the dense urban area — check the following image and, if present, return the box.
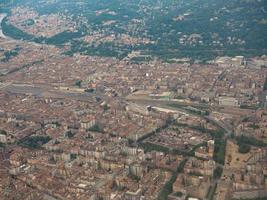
[0,0,267,200]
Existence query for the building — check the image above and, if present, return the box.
[207,140,215,158]
[194,140,214,159]
[219,96,239,107]
[129,163,143,177]
[0,134,7,143]
[80,116,96,130]
[124,188,142,200]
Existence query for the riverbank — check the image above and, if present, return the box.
[0,13,7,38]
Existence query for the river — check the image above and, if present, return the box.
[0,13,7,39]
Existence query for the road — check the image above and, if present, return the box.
[126,98,233,135]
[0,81,234,136]
[126,97,210,109]
[204,116,232,136]
[0,82,104,102]
[259,90,267,108]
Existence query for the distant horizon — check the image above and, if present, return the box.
[0,1,266,200]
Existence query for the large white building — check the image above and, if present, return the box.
[0,134,7,143]
[219,96,239,107]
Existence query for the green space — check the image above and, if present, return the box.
[238,143,251,154]
[2,17,83,46]
[18,135,51,149]
[236,135,267,154]
[158,159,187,200]
[213,139,226,165]
[264,77,267,91]
[0,129,7,135]
[139,142,170,154]
[0,47,20,62]
[0,142,5,148]
[3,59,43,76]
[240,104,260,110]
[1,0,266,61]
[213,166,223,179]
[236,135,267,147]
[65,130,76,138]
[87,124,102,133]
[209,127,226,165]
[234,132,267,155]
